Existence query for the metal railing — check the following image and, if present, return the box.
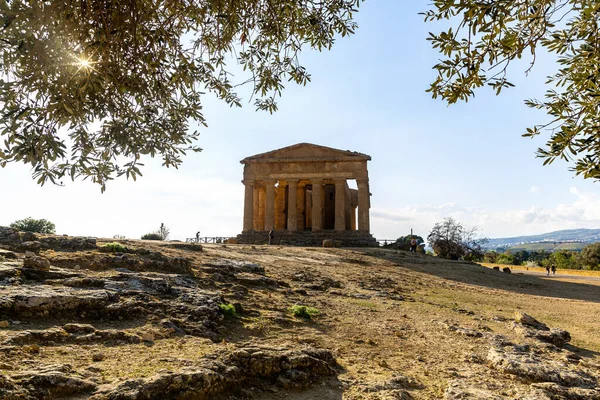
[185,237,232,244]
[377,239,397,246]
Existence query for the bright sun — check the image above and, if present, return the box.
[78,58,92,68]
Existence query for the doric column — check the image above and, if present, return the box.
[334,179,346,231]
[287,180,299,231]
[297,184,305,230]
[264,180,276,231]
[311,179,323,231]
[357,179,370,232]
[242,180,254,232]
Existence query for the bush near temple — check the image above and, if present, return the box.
[10,217,56,234]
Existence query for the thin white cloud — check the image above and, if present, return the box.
[529,185,541,193]
[370,186,600,240]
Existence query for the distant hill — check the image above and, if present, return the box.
[505,242,587,253]
[484,228,600,251]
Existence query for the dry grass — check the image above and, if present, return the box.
[3,241,600,399]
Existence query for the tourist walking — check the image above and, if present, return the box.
[545,265,550,276]
[551,264,556,276]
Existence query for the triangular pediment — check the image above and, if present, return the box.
[241,143,370,164]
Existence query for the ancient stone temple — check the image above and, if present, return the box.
[236,143,377,246]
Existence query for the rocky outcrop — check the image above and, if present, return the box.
[513,312,571,347]
[3,364,96,399]
[0,226,96,252]
[445,380,504,400]
[22,252,50,271]
[487,344,595,388]
[0,266,223,339]
[46,251,193,274]
[91,346,337,400]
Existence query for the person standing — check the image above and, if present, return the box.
[195,231,200,243]
[551,264,556,276]
[410,237,417,253]
[545,265,550,276]
[268,230,274,245]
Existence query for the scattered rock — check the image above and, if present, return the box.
[502,267,511,274]
[92,353,105,362]
[514,312,549,330]
[0,320,9,328]
[446,324,483,338]
[0,249,17,259]
[23,344,40,353]
[10,364,96,398]
[445,379,504,400]
[23,252,51,271]
[529,382,600,399]
[487,344,595,387]
[90,346,336,400]
[141,332,154,342]
[63,324,96,334]
[534,329,571,347]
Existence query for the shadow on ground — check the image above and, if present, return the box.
[356,248,600,304]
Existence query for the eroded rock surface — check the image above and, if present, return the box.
[90,346,336,400]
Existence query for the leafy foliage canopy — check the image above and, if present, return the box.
[0,0,361,190]
[424,1,600,179]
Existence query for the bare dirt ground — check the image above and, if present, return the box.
[1,230,600,399]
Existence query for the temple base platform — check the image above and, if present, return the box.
[236,230,378,247]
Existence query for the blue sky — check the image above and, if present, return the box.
[2,1,599,241]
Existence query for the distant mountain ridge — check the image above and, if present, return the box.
[485,228,600,250]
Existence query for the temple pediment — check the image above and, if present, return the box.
[241,143,371,164]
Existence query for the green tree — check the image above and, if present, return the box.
[0,0,361,190]
[483,250,498,263]
[424,1,600,179]
[549,250,578,270]
[10,217,55,234]
[427,217,488,260]
[496,252,516,266]
[579,242,600,270]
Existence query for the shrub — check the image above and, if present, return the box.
[10,217,56,234]
[141,223,171,241]
[289,305,320,319]
[141,233,163,240]
[219,303,237,317]
[100,242,128,253]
